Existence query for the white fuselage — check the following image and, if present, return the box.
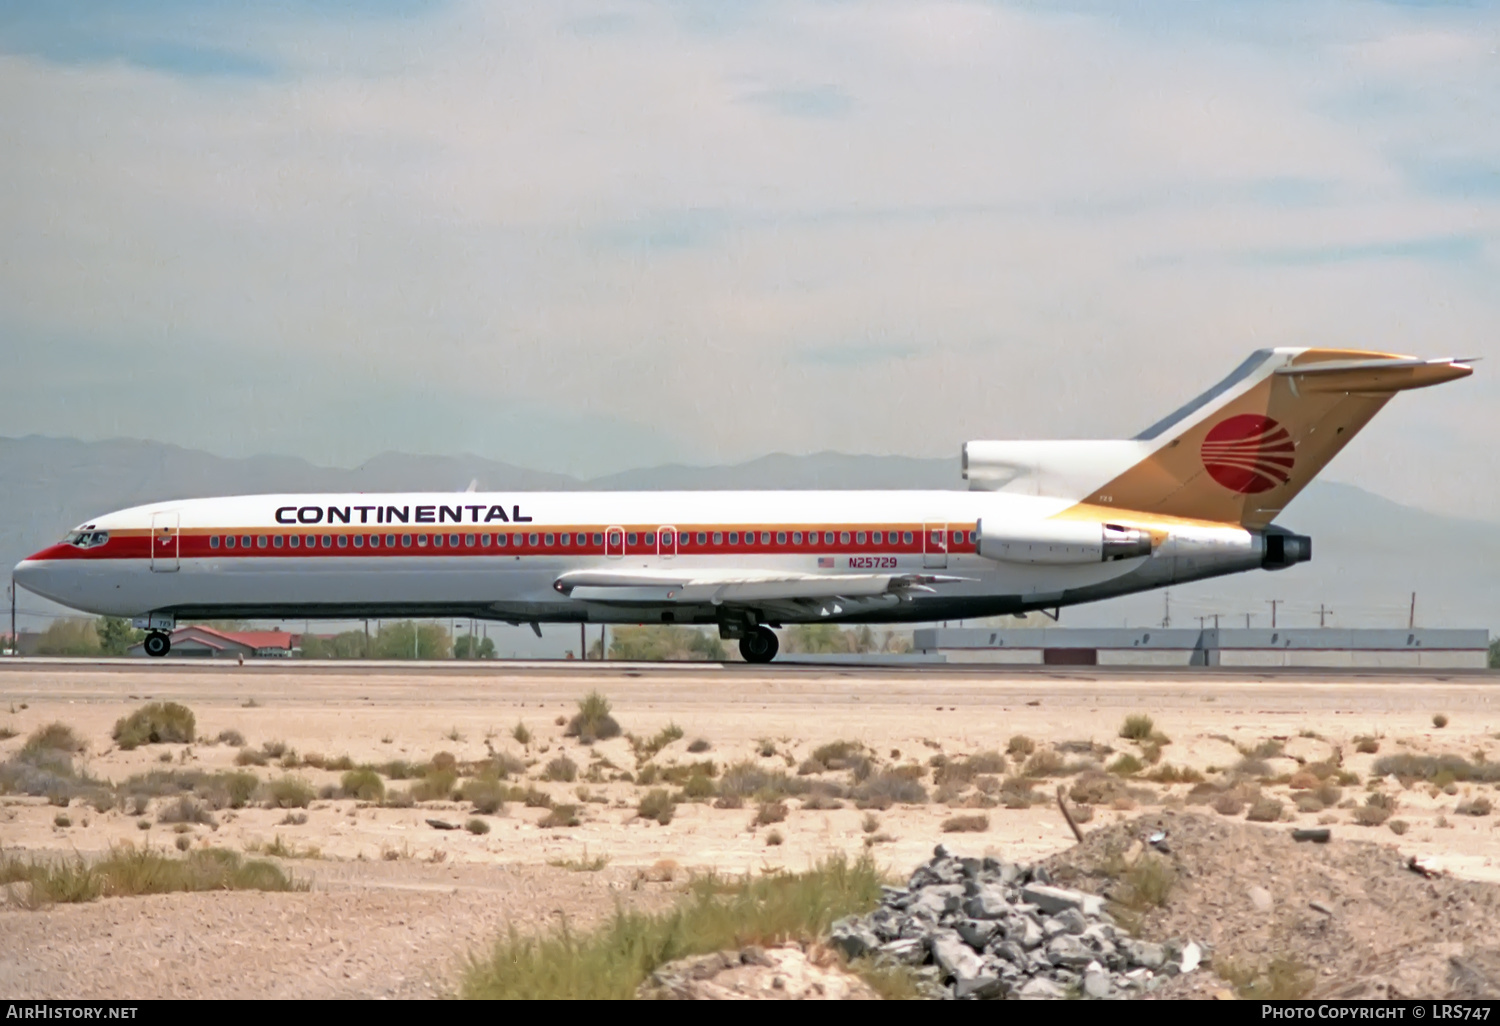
[14,489,1269,628]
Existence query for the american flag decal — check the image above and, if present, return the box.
[818,556,835,568]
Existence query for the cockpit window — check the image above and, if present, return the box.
[65,531,109,548]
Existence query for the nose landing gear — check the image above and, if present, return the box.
[737,626,779,664]
[143,631,172,658]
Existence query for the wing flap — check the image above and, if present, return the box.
[554,567,967,606]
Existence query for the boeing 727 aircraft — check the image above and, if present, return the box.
[12,348,1472,662]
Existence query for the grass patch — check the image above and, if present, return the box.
[410,769,459,803]
[932,750,1006,787]
[1119,714,1155,742]
[638,789,676,825]
[2,846,302,906]
[1372,753,1500,784]
[1143,764,1204,784]
[113,703,195,750]
[718,762,809,801]
[547,848,609,872]
[539,804,581,828]
[1354,736,1379,754]
[543,755,578,783]
[941,814,989,833]
[687,738,711,754]
[1246,797,1284,822]
[158,796,216,826]
[630,724,684,762]
[1006,734,1036,758]
[512,722,532,746]
[1433,713,1449,729]
[460,853,883,999]
[1456,796,1492,817]
[1109,853,1175,912]
[462,777,507,814]
[466,818,491,835]
[564,691,621,744]
[24,723,86,754]
[754,800,788,826]
[340,768,385,802]
[1107,754,1144,776]
[260,775,314,809]
[1217,955,1314,1000]
[851,770,927,809]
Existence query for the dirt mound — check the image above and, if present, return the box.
[1042,811,1500,999]
[637,944,879,1000]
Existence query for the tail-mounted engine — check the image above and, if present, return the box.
[977,519,1154,565]
[1261,528,1312,570]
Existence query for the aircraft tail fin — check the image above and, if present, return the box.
[1080,348,1472,527]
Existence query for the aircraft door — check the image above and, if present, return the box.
[151,512,180,573]
[923,521,948,569]
[658,527,677,559]
[605,526,625,559]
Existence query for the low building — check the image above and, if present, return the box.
[127,625,299,658]
[912,627,1492,668]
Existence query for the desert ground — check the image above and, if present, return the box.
[2,659,1498,998]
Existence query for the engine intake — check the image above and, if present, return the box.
[977,519,1154,565]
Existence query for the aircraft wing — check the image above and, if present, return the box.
[551,567,969,615]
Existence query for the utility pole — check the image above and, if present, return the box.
[1409,592,1416,629]
[1245,613,1253,629]
[1317,604,1333,628]
[1162,591,1171,628]
[1213,614,1220,629]
[1267,599,1281,629]
[363,618,369,658]
[8,578,15,657]
[580,623,586,660]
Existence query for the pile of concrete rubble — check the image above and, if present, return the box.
[829,845,1207,1000]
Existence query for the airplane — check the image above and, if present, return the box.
[11,348,1472,663]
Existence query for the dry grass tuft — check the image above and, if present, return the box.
[24,723,86,755]
[753,800,788,826]
[466,818,491,835]
[1217,955,1314,1000]
[1354,736,1379,754]
[1433,713,1449,729]
[260,775,314,809]
[1246,797,1284,822]
[1119,714,1155,741]
[941,814,989,833]
[687,738,711,754]
[340,769,385,802]
[1212,792,1246,816]
[565,691,621,744]
[113,703,196,750]
[1455,796,1492,817]
[539,804,581,828]
[542,755,578,783]
[2,846,302,906]
[1006,734,1036,757]
[638,789,675,825]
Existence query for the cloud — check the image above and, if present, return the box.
[0,0,1497,517]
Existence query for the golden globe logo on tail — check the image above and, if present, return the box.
[1200,414,1295,494]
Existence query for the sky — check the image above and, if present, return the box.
[1,0,1497,518]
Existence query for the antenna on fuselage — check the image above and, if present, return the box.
[465,479,478,493]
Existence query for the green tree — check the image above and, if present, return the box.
[367,621,452,660]
[1490,637,1499,670]
[35,619,101,656]
[298,630,370,659]
[784,624,879,654]
[607,626,726,661]
[96,616,143,656]
[453,634,496,659]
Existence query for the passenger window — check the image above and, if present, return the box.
[368,535,379,548]
[289,536,300,549]
[449,534,460,546]
[497,534,508,547]
[560,533,571,546]
[528,533,539,546]
[210,536,220,549]
[544,533,555,546]
[417,535,428,546]
[592,533,604,546]
[792,532,802,544]
[624,532,636,546]
[434,535,444,548]
[226,536,236,549]
[353,535,364,548]
[273,536,284,549]
[337,535,349,548]
[728,532,739,544]
[872,531,883,545]
[644,532,655,546]
[387,534,397,547]
[242,536,252,548]
[401,534,412,547]
[697,532,707,545]
[480,534,491,547]
[256,536,267,548]
[776,532,786,545]
[952,531,962,545]
[665,531,676,546]
[903,531,913,544]
[760,532,770,544]
[855,532,866,545]
[712,532,723,545]
[840,531,851,545]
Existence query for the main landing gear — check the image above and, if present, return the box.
[143,632,172,658]
[738,626,779,664]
